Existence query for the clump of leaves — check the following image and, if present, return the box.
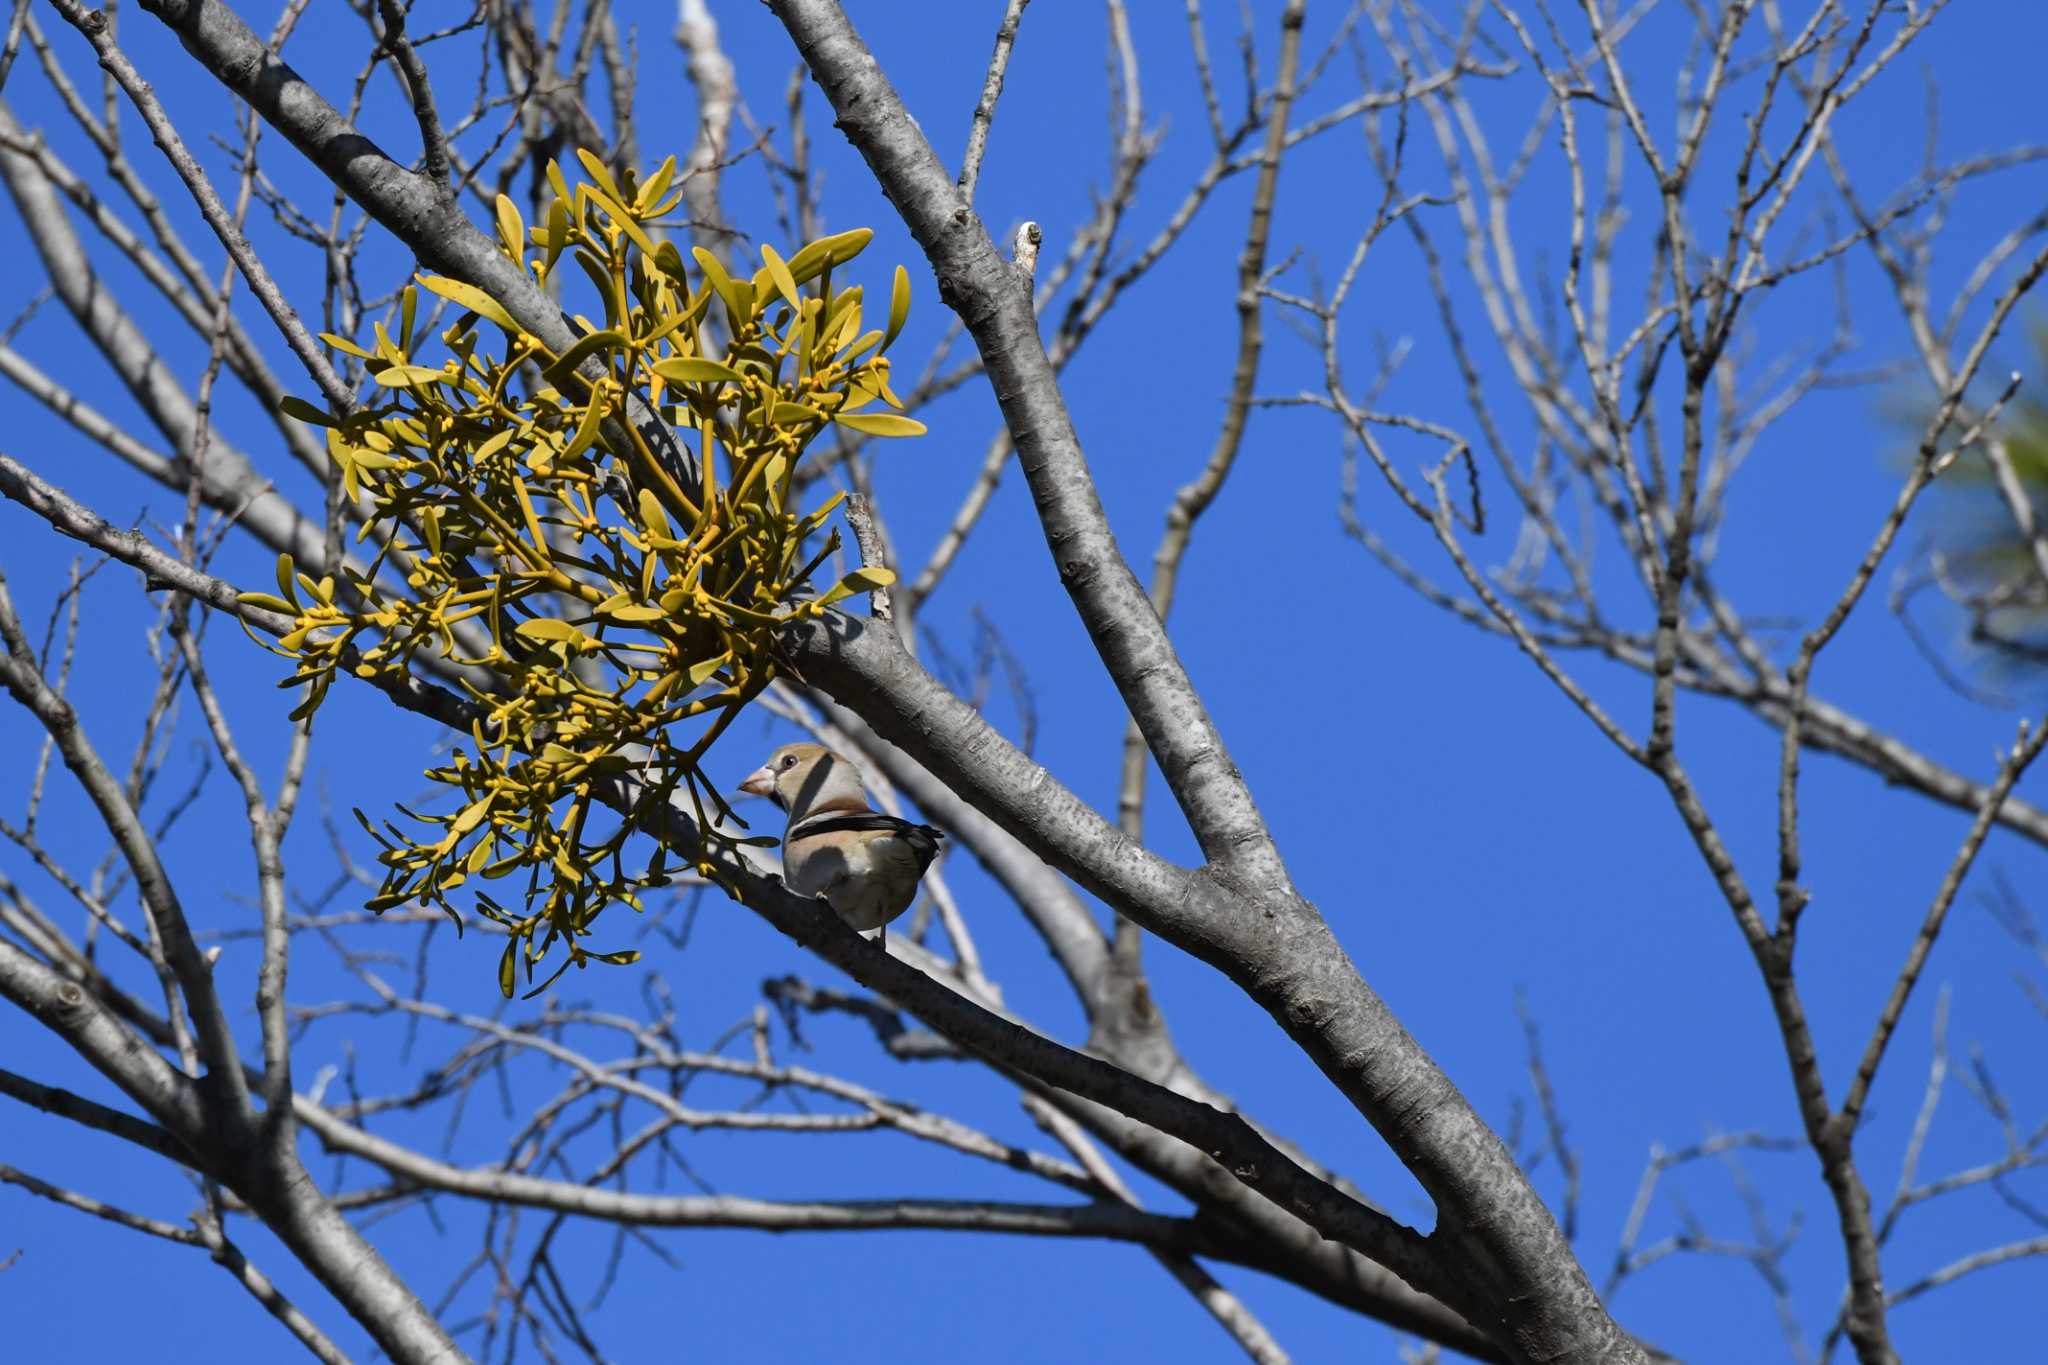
[1912,327,2048,678]
[239,150,923,995]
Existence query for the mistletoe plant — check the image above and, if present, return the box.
[239,150,924,995]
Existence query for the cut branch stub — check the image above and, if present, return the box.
[237,152,929,995]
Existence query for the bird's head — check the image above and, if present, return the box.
[737,742,865,817]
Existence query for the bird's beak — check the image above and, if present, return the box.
[737,766,774,799]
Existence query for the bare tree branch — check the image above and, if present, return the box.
[956,0,1030,207]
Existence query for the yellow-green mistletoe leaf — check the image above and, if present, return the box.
[786,227,874,285]
[687,650,731,686]
[599,602,669,625]
[279,395,336,427]
[542,329,627,388]
[635,155,679,215]
[693,246,753,325]
[651,357,743,386]
[761,243,802,313]
[834,411,927,438]
[495,195,526,264]
[417,275,519,332]
[817,564,897,608]
[515,618,596,650]
[884,265,912,349]
[373,364,449,390]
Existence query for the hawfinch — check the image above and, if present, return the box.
[737,743,942,940]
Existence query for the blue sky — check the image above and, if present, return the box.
[4,2,2046,1361]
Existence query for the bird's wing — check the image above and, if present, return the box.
[789,812,935,839]
[788,813,942,869]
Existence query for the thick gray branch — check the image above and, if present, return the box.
[766,0,1282,882]
[0,942,213,1147]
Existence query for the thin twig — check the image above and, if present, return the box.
[957,0,1032,206]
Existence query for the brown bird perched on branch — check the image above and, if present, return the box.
[737,743,942,945]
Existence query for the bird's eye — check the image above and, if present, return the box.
[780,755,798,770]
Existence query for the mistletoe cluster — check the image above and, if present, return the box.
[240,151,923,995]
